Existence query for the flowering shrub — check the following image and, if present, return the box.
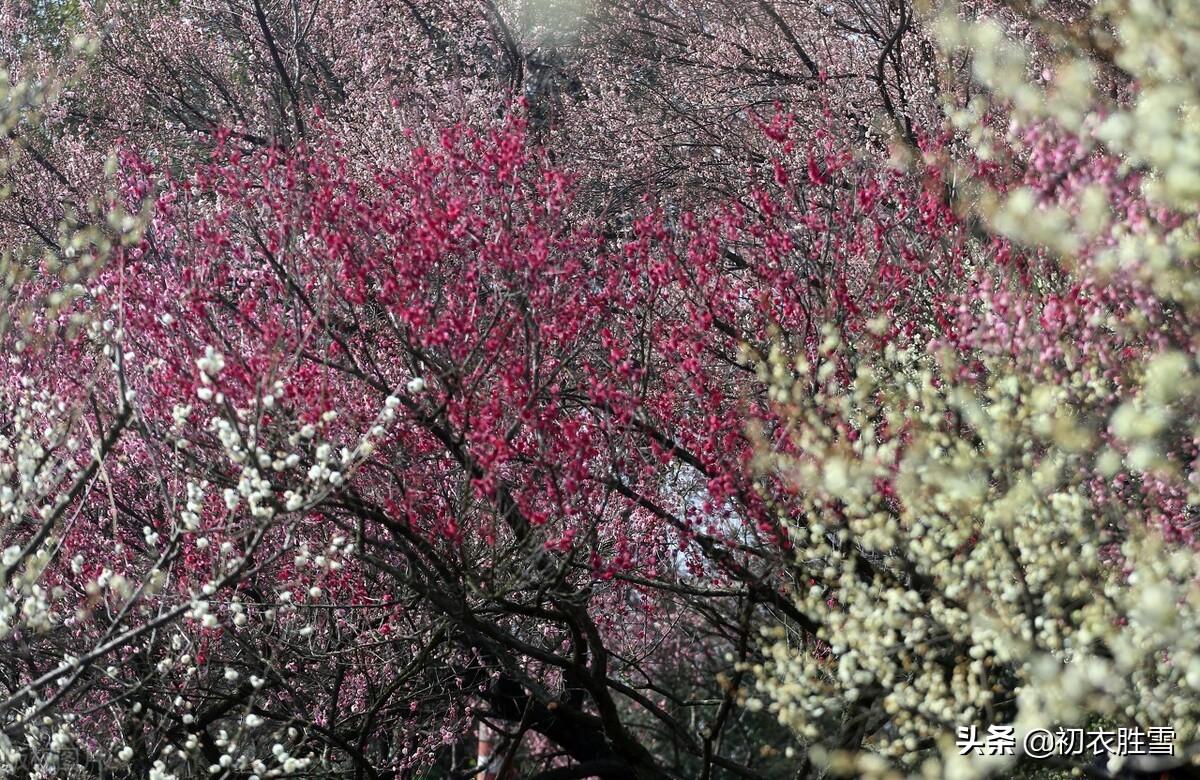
[750,1,1200,778]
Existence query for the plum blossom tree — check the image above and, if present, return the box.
[2,0,1198,778]
[1,93,971,775]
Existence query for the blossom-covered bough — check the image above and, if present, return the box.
[750,1,1200,778]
